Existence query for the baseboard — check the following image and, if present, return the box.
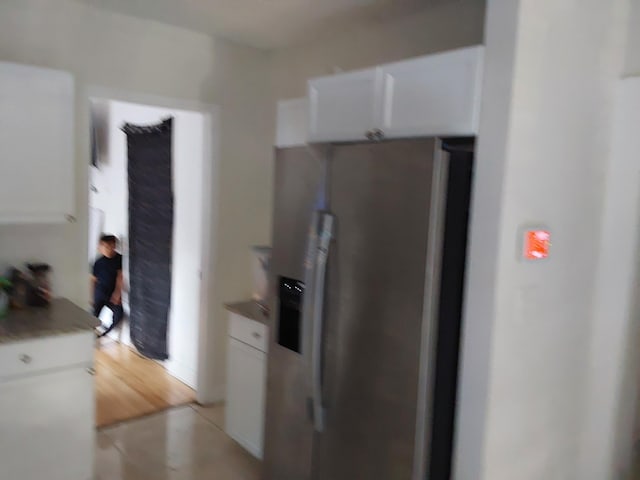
[197,383,225,405]
[164,358,197,390]
[105,319,132,347]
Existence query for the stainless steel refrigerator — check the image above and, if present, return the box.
[263,138,474,480]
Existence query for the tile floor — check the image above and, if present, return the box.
[95,403,261,480]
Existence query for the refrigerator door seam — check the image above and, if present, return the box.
[413,140,450,480]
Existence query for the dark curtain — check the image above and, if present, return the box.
[124,118,173,360]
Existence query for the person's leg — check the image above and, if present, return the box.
[93,298,107,318]
[98,302,124,338]
[93,298,109,337]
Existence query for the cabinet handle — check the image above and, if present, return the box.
[366,129,385,141]
[19,354,32,364]
[252,332,262,339]
[86,367,96,376]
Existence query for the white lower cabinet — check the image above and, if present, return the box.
[0,332,95,480]
[225,313,268,459]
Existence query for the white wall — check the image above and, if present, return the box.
[581,77,640,480]
[89,100,206,389]
[577,7,640,479]
[89,105,128,249]
[452,1,520,477]
[268,0,486,99]
[626,1,640,75]
[455,0,630,479]
[0,0,273,403]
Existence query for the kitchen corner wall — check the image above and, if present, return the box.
[0,0,274,402]
[578,3,640,479]
[456,0,631,479]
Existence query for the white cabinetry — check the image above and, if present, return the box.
[225,312,268,459]
[308,68,381,142]
[380,46,484,137]
[0,332,95,480]
[0,62,75,223]
[307,46,484,142]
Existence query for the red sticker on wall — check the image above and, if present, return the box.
[524,230,551,260]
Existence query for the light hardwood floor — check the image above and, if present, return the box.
[95,339,196,428]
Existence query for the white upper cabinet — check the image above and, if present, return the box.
[276,98,309,147]
[380,46,484,137]
[306,46,484,142]
[0,62,75,224]
[308,68,382,142]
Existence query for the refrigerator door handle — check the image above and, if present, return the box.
[310,212,334,432]
[302,211,319,420]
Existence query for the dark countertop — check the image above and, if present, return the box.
[0,298,100,345]
[224,300,269,325]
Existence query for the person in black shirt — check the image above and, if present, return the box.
[91,234,124,338]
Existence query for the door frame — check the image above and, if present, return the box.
[86,85,220,404]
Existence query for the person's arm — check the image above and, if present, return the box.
[90,275,97,306]
[110,270,123,305]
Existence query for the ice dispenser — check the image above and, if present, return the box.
[277,276,304,353]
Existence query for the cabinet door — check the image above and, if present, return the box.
[308,68,382,142]
[379,46,484,138]
[0,62,75,223]
[225,338,266,459]
[0,366,94,480]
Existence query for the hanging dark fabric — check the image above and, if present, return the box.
[124,118,174,360]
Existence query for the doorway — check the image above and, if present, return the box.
[88,96,214,426]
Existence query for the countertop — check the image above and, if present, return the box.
[0,298,100,345]
[224,300,269,325]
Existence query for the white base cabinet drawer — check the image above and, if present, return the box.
[0,331,94,380]
[228,313,268,352]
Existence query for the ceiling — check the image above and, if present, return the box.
[74,0,438,50]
